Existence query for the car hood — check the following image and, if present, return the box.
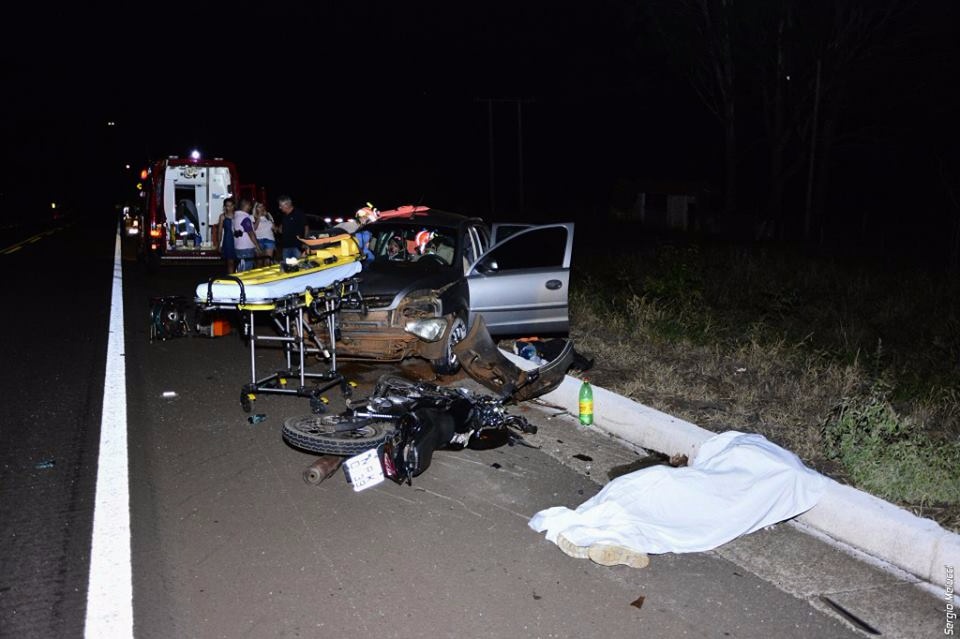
[357,260,461,306]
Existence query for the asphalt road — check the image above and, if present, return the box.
[1,217,939,638]
[0,215,114,638]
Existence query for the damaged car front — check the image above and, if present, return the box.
[334,209,477,373]
[336,280,467,372]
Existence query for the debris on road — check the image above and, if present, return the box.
[195,317,232,337]
[149,296,191,342]
[510,336,594,372]
[303,455,344,485]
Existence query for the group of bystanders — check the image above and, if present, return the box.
[215,195,308,274]
[214,195,386,274]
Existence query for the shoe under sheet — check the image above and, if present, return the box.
[529,431,827,555]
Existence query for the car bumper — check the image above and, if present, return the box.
[336,308,452,362]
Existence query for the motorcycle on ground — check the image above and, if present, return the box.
[281,375,539,489]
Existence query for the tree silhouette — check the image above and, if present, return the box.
[644,0,916,242]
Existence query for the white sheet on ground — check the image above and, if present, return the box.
[529,431,827,554]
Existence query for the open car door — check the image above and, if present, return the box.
[489,223,535,244]
[466,223,574,336]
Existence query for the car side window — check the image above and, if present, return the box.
[478,226,568,271]
[462,226,486,271]
[472,226,489,254]
[463,230,477,265]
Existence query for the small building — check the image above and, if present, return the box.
[610,179,711,232]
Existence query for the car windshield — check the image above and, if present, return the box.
[369,224,458,267]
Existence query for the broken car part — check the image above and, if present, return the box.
[453,314,574,402]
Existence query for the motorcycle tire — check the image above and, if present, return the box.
[282,414,395,456]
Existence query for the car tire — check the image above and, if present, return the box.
[431,314,467,375]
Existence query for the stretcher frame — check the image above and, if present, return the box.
[199,275,364,413]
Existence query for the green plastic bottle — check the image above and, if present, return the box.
[578,379,594,425]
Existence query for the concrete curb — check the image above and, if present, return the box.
[505,350,960,589]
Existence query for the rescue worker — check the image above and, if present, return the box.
[414,229,434,254]
[386,235,404,260]
[328,204,378,262]
[352,205,379,262]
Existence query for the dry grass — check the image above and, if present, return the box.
[567,240,960,532]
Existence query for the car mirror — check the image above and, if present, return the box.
[475,260,498,274]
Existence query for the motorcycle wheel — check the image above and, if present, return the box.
[282,414,395,456]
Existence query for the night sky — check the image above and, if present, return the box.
[4,1,960,255]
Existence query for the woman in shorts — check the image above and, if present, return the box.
[253,201,277,267]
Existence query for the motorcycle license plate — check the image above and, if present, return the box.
[343,448,385,492]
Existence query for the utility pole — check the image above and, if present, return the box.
[477,97,534,216]
[804,59,822,242]
[517,99,525,214]
[485,99,496,216]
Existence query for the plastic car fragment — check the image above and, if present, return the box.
[453,314,574,402]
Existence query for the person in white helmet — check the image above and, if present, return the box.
[330,205,379,262]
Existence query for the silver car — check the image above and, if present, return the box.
[334,206,575,374]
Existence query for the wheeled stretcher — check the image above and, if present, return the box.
[195,237,363,304]
[195,238,365,413]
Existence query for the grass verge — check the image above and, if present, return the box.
[569,238,960,532]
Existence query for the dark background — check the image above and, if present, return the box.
[4,1,959,264]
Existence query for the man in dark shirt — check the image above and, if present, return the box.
[277,195,309,261]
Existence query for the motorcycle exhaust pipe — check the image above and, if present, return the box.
[303,455,344,485]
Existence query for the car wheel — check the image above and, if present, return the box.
[431,314,467,375]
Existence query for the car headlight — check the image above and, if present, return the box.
[404,318,447,342]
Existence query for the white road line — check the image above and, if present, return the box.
[84,230,133,638]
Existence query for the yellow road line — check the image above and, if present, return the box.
[0,228,61,254]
